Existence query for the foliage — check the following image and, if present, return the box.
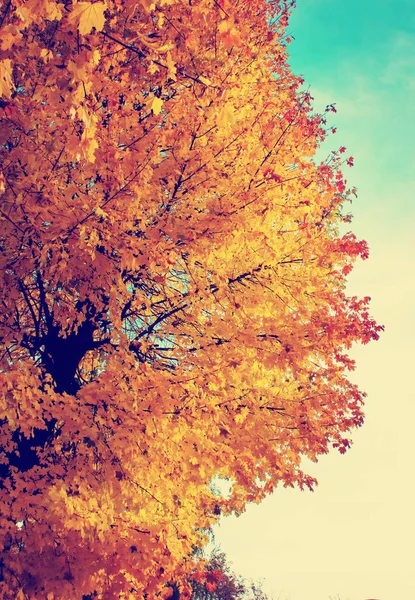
[190,549,246,600]
[0,0,382,597]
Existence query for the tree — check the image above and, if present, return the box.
[189,548,265,600]
[0,0,382,597]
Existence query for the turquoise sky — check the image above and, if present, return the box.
[215,2,415,599]
[288,0,415,220]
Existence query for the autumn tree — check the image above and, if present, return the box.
[189,548,256,600]
[0,0,381,597]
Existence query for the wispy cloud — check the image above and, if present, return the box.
[380,30,415,89]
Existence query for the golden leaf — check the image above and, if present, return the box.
[68,1,107,35]
[149,95,163,115]
[166,52,177,81]
[0,59,14,98]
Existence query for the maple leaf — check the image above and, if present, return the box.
[149,94,164,115]
[0,59,14,98]
[166,51,177,81]
[218,17,242,50]
[68,1,107,35]
[0,25,23,51]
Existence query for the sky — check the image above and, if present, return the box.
[214,1,415,599]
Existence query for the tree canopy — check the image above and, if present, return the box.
[189,548,267,600]
[0,0,381,597]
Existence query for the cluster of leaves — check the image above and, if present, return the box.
[189,548,268,600]
[0,0,382,598]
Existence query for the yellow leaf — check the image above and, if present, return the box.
[235,407,249,425]
[91,49,101,65]
[199,75,211,86]
[40,48,53,63]
[0,59,14,99]
[166,52,177,81]
[157,43,174,54]
[147,62,160,75]
[83,137,99,163]
[95,206,108,220]
[68,2,107,35]
[149,95,163,116]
